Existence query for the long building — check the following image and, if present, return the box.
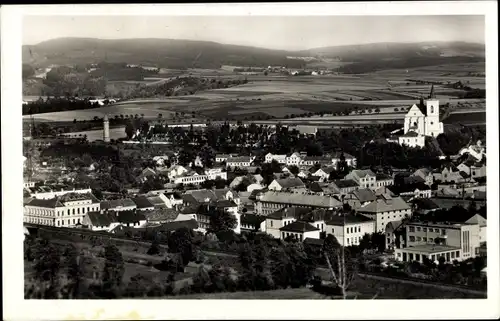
[255,191,343,216]
[24,192,101,227]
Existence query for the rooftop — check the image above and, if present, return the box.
[241,213,267,226]
[279,221,319,233]
[143,208,179,222]
[357,195,410,213]
[101,198,137,209]
[274,177,305,189]
[267,206,312,220]
[132,196,155,209]
[258,191,342,208]
[333,179,359,189]
[326,214,374,226]
[401,244,461,254]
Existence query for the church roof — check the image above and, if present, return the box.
[401,131,420,137]
[417,98,427,116]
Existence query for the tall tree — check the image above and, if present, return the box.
[209,208,237,233]
[322,234,356,299]
[102,245,125,295]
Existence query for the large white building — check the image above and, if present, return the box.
[398,86,444,148]
[24,192,101,227]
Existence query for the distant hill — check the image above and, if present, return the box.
[298,41,485,61]
[22,37,305,70]
[23,38,485,73]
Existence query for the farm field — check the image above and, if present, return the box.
[24,62,485,123]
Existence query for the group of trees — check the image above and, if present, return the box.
[22,97,103,115]
[24,238,125,299]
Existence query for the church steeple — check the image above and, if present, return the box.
[429,85,435,99]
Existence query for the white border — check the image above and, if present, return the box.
[2,2,498,320]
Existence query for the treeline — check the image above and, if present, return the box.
[126,77,248,99]
[22,98,101,115]
[90,62,159,81]
[337,56,484,74]
[42,66,107,97]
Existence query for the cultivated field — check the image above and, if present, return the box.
[24,62,485,123]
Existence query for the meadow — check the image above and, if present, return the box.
[24,62,485,124]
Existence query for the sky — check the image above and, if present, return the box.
[23,15,485,50]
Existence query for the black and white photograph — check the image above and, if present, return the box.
[2,2,499,320]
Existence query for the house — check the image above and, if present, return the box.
[458,140,486,161]
[23,193,101,227]
[137,167,157,183]
[82,212,121,232]
[465,214,486,244]
[226,156,255,169]
[331,152,357,168]
[325,214,375,247]
[356,194,412,233]
[297,169,311,179]
[395,220,481,263]
[182,188,239,207]
[279,221,320,241]
[313,166,336,181]
[345,169,377,189]
[146,194,170,209]
[398,131,426,148]
[173,168,228,185]
[157,219,199,233]
[301,156,331,167]
[114,210,148,228]
[191,156,204,168]
[284,152,302,166]
[375,173,394,188]
[457,162,487,179]
[143,208,180,225]
[387,182,432,199]
[436,166,466,183]
[132,196,155,211]
[268,177,305,191]
[330,179,359,195]
[344,188,377,209]
[194,200,241,234]
[153,155,170,166]
[100,198,137,212]
[413,168,434,186]
[215,154,232,163]
[229,174,264,189]
[240,214,267,233]
[265,153,287,164]
[255,191,343,216]
[166,165,189,181]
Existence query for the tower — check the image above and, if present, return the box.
[103,115,110,142]
[424,85,442,137]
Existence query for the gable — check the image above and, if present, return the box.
[407,104,425,117]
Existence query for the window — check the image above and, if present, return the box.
[270,221,273,227]
[451,252,455,259]
[409,253,414,261]
[409,226,415,232]
[416,236,422,241]
[441,229,446,235]
[423,237,427,242]
[416,227,421,232]
[423,227,427,232]
[409,236,415,242]
[431,254,435,261]
[72,209,75,215]
[347,238,350,245]
[415,254,420,261]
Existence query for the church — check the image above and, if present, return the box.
[397,85,444,148]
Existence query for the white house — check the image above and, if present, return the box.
[30,187,93,200]
[265,153,287,164]
[279,221,320,241]
[286,152,302,166]
[466,214,486,244]
[166,165,189,181]
[325,214,376,247]
[459,140,486,161]
[265,207,312,238]
[226,156,255,169]
[398,131,426,148]
[345,169,377,189]
[268,177,305,191]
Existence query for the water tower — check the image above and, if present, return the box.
[103,115,110,143]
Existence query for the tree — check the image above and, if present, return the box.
[168,227,195,266]
[370,232,386,253]
[147,240,161,256]
[102,245,125,296]
[322,234,356,299]
[209,208,237,233]
[125,120,136,139]
[288,165,300,176]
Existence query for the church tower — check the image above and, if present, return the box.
[103,115,110,142]
[424,85,443,137]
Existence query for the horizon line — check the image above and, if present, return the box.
[23,36,486,52]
